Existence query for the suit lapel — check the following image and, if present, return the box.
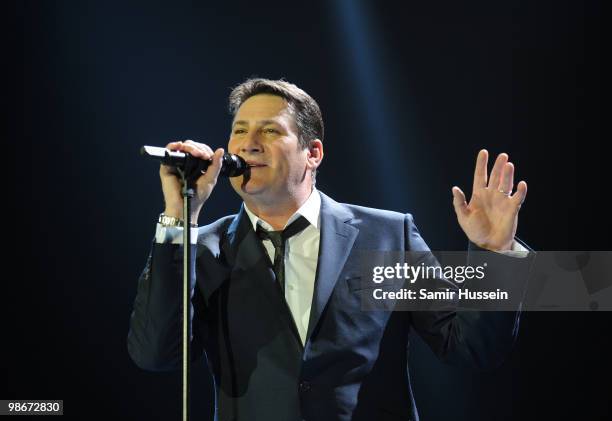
[224,205,304,351]
[305,192,359,345]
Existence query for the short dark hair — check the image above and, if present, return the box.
[228,78,324,150]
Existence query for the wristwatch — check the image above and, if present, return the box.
[158,213,198,228]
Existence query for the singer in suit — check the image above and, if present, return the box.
[127,78,535,421]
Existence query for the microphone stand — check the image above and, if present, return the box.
[140,146,245,421]
[176,167,194,421]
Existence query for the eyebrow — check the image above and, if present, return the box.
[232,119,283,127]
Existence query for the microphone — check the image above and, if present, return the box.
[140,145,247,178]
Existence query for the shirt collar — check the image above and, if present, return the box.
[243,188,321,232]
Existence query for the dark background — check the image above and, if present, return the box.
[9,0,608,420]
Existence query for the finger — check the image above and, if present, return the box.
[452,186,469,218]
[472,149,488,193]
[498,162,514,194]
[179,141,213,160]
[511,181,527,209]
[161,142,183,173]
[489,152,508,189]
[165,141,184,151]
[197,142,214,156]
[183,140,214,156]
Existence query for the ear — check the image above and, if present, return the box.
[306,139,324,171]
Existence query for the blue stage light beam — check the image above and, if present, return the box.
[331,0,416,210]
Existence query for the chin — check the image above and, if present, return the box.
[234,179,268,196]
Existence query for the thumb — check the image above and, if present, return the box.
[452,186,469,218]
[201,148,225,183]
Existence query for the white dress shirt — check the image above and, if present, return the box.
[242,189,320,345]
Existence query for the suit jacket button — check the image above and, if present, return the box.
[298,381,311,392]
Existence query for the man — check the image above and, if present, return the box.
[128,78,534,421]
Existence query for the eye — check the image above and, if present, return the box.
[233,129,246,134]
[263,128,279,134]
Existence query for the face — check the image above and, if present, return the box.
[228,94,314,204]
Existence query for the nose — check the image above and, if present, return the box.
[239,131,263,155]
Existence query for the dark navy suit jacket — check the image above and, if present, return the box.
[127,191,534,421]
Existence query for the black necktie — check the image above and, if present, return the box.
[256,215,310,292]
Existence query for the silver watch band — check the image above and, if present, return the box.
[158,213,198,228]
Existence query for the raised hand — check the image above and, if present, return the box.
[451,149,528,251]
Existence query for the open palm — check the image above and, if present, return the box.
[452,150,528,251]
